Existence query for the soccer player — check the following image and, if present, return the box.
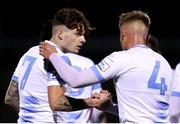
[4,8,111,123]
[170,63,180,123]
[41,9,110,123]
[39,10,173,123]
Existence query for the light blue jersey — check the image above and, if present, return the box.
[48,53,101,123]
[47,42,173,123]
[12,45,56,123]
[93,45,172,123]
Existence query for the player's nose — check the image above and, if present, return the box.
[80,35,86,43]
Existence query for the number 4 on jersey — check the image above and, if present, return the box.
[148,60,167,95]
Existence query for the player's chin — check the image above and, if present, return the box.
[72,49,79,54]
[74,47,81,53]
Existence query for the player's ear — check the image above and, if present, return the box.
[57,29,64,40]
[144,32,150,42]
[121,29,125,40]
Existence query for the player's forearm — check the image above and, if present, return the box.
[51,95,91,111]
[49,88,110,111]
[4,80,19,112]
[84,97,115,110]
[50,95,73,111]
[49,53,99,87]
[5,95,19,112]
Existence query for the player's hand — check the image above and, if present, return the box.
[39,42,57,59]
[90,90,112,107]
[93,90,114,111]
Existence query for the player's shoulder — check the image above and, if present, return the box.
[175,63,180,70]
[26,45,39,54]
[108,51,129,60]
[173,63,180,74]
[65,53,94,65]
[21,45,42,60]
[66,53,93,62]
[156,52,171,66]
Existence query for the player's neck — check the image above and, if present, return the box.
[50,37,65,53]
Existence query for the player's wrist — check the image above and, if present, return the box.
[84,97,97,107]
[49,53,60,61]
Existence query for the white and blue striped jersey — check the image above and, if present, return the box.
[48,53,101,123]
[12,45,56,123]
[92,45,172,123]
[170,63,180,122]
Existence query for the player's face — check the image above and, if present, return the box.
[62,28,86,54]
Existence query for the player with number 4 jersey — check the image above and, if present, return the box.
[39,10,173,123]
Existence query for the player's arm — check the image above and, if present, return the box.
[97,103,119,116]
[45,57,100,111]
[39,42,118,88]
[94,89,119,116]
[48,85,112,111]
[45,59,102,111]
[4,79,19,112]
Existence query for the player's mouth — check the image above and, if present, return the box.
[76,45,82,50]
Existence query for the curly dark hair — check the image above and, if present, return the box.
[52,8,94,35]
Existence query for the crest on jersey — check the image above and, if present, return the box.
[97,60,110,72]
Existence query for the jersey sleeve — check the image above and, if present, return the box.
[11,54,27,82]
[47,72,66,86]
[49,52,121,87]
[92,83,102,93]
[47,55,71,86]
[91,52,120,81]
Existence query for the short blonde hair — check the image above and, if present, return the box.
[119,10,151,29]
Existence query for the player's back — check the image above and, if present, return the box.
[13,46,54,123]
[112,45,172,123]
[58,53,101,123]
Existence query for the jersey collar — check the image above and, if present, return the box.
[44,40,64,54]
[134,44,148,48]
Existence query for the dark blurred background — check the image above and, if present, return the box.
[0,0,180,122]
